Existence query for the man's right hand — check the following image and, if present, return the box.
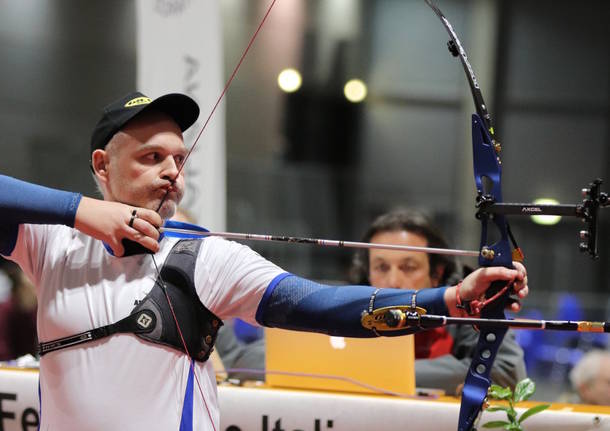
[444,262,529,317]
[74,197,162,256]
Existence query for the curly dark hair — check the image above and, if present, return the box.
[349,209,460,287]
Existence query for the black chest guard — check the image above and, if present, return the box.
[38,239,223,362]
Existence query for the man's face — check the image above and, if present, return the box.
[580,356,610,405]
[96,111,187,220]
[368,230,441,290]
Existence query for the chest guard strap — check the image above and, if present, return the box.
[38,239,223,362]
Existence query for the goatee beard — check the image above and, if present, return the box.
[157,201,176,220]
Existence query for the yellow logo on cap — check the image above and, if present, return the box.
[125,97,152,108]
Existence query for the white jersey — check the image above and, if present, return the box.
[6,223,285,431]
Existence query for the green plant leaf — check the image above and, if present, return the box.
[489,385,513,400]
[504,424,523,431]
[518,404,551,423]
[514,378,536,402]
[507,409,517,423]
[486,406,510,413]
[481,420,510,428]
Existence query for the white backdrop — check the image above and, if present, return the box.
[136,0,226,229]
[2,368,609,431]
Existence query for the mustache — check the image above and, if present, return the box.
[150,181,184,202]
[153,180,182,193]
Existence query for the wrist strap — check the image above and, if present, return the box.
[456,279,514,316]
[455,280,478,316]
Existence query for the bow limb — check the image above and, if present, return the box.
[425,2,521,430]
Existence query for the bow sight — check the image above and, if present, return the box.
[427,0,608,261]
[475,178,609,259]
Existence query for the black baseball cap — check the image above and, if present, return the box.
[90,91,200,157]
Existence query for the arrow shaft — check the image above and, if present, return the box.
[159,227,481,257]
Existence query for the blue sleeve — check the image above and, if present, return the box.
[0,175,82,255]
[255,274,449,338]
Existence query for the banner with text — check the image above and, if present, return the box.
[136,0,226,229]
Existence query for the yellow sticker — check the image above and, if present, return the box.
[125,97,152,107]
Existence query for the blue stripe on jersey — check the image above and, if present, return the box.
[38,379,41,431]
[102,220,209,256]
[179,361,195,431]
[255,272,292,325]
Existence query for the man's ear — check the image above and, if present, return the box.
[91,149,109,180]
[578,383,592,404]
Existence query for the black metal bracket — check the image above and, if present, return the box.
[475,179,608,259]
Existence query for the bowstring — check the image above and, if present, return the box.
[156,0,279,213]
[151,255,216,429]
[149,1,280,428]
